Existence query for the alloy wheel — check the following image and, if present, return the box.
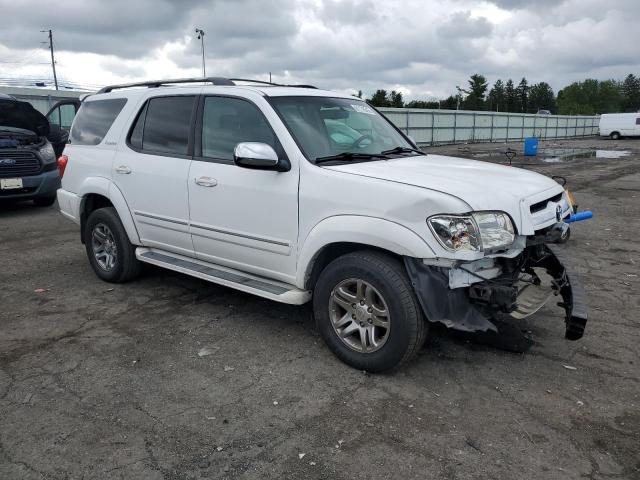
[329,278,390,353]
[91,223,118,271]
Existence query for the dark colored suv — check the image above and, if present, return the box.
[0,93,78,206]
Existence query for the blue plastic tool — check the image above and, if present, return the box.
[565,211,593,223]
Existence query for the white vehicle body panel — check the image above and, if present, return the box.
[599,113,640,137]
[188,91,300,284]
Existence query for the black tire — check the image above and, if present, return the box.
[610,132,621,140]
[313,250,427,372]
[84,207,141,283]
[33,195,56,207]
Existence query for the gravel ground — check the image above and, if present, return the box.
[1,137,638,480]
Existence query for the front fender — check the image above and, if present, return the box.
[296,215,435,287]
[77,176,140,245]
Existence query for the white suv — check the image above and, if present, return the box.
[57,78,587,371]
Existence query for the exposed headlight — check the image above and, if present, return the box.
[428,211,515,253]
[39,142,56,164]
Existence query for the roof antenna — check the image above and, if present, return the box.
[195,28,206,77]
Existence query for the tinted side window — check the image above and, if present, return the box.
[636,118,640,125]
[201,97,279,161]
[70,99,126,145]
[141,96,195,155]
[128,102,148,150]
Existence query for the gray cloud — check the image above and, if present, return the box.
[437,11,493,38]
[0,0,638,100]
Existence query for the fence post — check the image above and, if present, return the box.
[453,111,457,144]
[472,112,476,143]
[406,110,410,136]
[490,114,494,143]
[431,111,435,146]
[521,115,525,141]
[544,115,549,140]
[506,114,510,143]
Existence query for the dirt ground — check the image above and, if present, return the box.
[1,137,638,480]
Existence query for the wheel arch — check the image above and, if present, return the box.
[297,215,435,289]
[78,177,140,245]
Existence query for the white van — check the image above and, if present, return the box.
[599,113,640,139]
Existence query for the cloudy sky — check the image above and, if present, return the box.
[0,0,636,100]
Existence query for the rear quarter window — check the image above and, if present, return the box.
[69,98,127,146]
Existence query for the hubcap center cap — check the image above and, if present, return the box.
[354,305,369,323]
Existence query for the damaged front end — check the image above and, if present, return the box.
[405,222,588,342]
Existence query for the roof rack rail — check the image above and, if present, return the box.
[229,78,317,89]
[96,77,318,94]
[97,77,235,94]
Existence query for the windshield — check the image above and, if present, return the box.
[269,96,415,163]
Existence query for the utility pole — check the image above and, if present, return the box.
[195,28,206,77]
[41,29,58,90]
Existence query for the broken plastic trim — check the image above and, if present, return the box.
[404,244,587,341]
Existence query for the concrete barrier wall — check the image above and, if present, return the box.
[378,108,599,146]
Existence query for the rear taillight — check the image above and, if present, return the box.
[57,154,68,178]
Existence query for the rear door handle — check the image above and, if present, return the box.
[115,165,131,174]
[195,176,217,187]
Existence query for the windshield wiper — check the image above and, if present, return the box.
[380,146,424,156]
[315,152,389,165]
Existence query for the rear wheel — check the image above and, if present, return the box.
[84,207,141,283]
[313,250,427,372]
[610,131,621,140]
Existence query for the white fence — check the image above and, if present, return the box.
[378,108,600,146]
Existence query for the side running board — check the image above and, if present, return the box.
[136,248,311,305]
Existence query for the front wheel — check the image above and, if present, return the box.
[610,132,621,140]
[313,251,427,372]
[84,207,141,283]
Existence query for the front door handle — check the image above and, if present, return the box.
[195,176,217,187]
[115,165,132,174]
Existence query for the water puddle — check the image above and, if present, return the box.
[539,148,631,163]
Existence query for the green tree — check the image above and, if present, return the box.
[368,89,390,107]
[463,74,488,110]
[516,78,529,112]
[406,99,441,109]
[441,95,458,109]
[528,82,555,113]
[504,79,517,112]
[557,79,623,114]
[621,74,640,112]
[390,90,404,108]
[487,79,505,111]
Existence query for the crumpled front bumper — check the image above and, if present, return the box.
[405,243,588,341]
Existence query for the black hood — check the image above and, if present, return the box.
[0,98,50,137]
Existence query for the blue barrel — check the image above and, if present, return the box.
[524,137,539,156]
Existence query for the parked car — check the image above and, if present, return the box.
[56,78,587,371]
[0,93,76,206]
[598,112,640,139]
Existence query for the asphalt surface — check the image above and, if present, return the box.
[1,138,639,479]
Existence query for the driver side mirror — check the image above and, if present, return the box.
[233,142,290,172]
